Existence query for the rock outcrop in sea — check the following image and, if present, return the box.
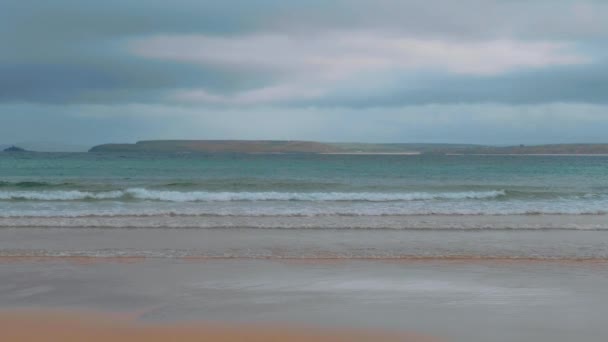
[3,146,27,152]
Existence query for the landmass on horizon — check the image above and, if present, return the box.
[88,140,608,155]
[2,146,28,153]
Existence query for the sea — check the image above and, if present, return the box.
[2,152,608,341]
[3,152,608,217]
[1,152,608,258]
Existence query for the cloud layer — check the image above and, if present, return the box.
[1,0,608,145]
[133,32,589,105]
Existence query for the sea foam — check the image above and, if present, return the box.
[0,189,506,202]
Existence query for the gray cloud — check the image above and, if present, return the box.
[0,59,276,104]
[309,61,608,107]
[4,1,608,49]
[2,0,607,105]
[1,0,608,144]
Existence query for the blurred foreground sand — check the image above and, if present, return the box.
[0,311,442,342]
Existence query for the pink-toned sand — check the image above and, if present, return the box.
[0,311,442,342]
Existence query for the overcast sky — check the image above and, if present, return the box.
[2,0,608,146]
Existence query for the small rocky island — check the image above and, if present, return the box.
[3,146,28,152]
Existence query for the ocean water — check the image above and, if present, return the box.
[1,152,608,219]
[1,152,608,259]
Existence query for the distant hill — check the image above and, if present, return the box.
[446,144,608,155]
[89,140,608,155]
[90,140,342,153]
[331,143,608,155]
[328,143,482,154]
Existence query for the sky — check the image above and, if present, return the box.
[2,0,608,148]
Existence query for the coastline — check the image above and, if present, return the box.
[320,152,421,155]
[446,153,608,156]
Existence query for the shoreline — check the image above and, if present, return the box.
[3,213,608,231]
[446,153,608,156]
[2,255,608,264]
[320,152,421,155]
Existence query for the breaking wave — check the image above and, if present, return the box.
[0,189,506,202]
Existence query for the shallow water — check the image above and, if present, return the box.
[1,227,608,260]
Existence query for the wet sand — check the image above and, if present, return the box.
[2,226,608,341]
[0,311,438,342]
[2,255,608,264]
[2,257,608,342]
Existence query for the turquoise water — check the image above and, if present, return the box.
[1,152,608,221]
[2,152,608,258]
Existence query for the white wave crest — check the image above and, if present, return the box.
[0,189,506,202]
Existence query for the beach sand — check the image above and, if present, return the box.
[0,310,439,342]
[2,243,608,341]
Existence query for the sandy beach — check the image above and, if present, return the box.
[2,255,608,342]
[0,310,439,342]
